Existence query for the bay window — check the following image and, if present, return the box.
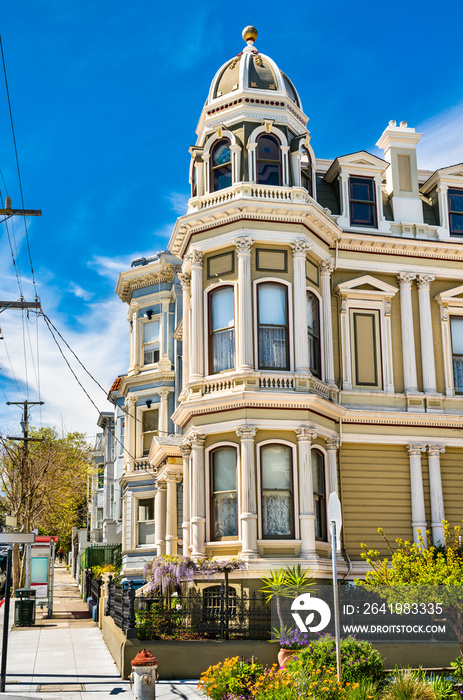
[211,446,238,540]
[261,443,294,538]
[137,497,155,546]
[209,286,235,373]
[257,283,289,370]
[312,450,326,540]
[141,408,158,456]
[307,291,320,376]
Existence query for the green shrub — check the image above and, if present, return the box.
[198,656,264,700]
[426,674,459,700]
[381,668,436,700]
[450,656,463,683]
[296,634,384,684]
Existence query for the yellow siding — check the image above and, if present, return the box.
[340,443,412,557]
[441,448,463,529]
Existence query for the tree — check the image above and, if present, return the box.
[0,426,92,557]
[359,523,463,659]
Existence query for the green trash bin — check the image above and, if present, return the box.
[14,588,36,626]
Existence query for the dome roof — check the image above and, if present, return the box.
[206,28,303,110]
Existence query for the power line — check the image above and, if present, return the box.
[0,33,38,300]
[0,330,23,398]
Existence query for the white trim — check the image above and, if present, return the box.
[203,130,240,194]
[306,285,324,381]
[132,490,157,550]
[137,403,159,458]
[311,445,329,544]
[256,439,298,541]
[253,278,294,373]
[205,441,241,544]
[248,125,289,187]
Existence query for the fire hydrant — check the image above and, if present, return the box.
[130,649,158,700]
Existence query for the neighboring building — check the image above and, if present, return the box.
[88,431,104,542]
[114,26,463,585]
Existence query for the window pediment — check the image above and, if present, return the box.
[335,275,398,299]
[421,163,463,194]
[435,285,463,307]
[324,151,388,183]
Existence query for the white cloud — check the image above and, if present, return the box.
[167,192,190,215]
[416,103,463,171]
[68,282,94,301]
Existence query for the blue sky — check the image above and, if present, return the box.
[0,0,463,437]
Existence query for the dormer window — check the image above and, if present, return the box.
[349,177,377,227]
[257,135,281,186]
[300,147,312,196]
[448,189,463,236]
[211,139,232,191]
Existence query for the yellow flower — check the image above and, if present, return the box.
[353,683,359,689]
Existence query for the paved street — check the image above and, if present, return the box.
[0,564,203,700]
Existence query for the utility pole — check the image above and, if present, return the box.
[0,195,42,312]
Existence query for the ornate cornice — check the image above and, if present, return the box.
[118,263,178,303]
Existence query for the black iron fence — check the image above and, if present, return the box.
[106,579,271,640]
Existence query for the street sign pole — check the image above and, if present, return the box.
[328,492,343,684]
[0,547,12,692]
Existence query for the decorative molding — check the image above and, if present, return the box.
[416,274,435,291]
[291,239,312,258]
[118,264,178,302]
[236,426,257,439]
[234,236,254,254]
[295,427,318,442]
[385,297,392,317]
[441,302,449,322]
[406,443,427,456]
[340,293,348,314]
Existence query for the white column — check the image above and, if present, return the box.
[320,260,336,386]
[397,273,418,393]
[230,143,242,184]
[165,471,179,556]
[337,173,349,228]
[187,250,204,379]
[124,395,137,472]
[158,389,170,437]
[203,154,211,193]
[247,144,257,183]
[325,437,340,496]
[417,274,437,394]
[179,443,192,554]
[179,273,190,388]
[375,174,390,232]
[235,237,254,370]
[236,427,258,558]
[130,303,139,373]
[436,184,449,233]
[155,483,166,556]
[427,444,446,545]
[281,145,290,186]
[291,239,311,374]
[190,433,206,558]
[295,427,317,558]
[406,444,428,546]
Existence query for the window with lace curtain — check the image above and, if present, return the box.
[210,446,238,540]
[257,282,289,370]
[261,443,294,539]
[209,286,235,373]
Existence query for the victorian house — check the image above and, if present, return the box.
[113,26,463,585]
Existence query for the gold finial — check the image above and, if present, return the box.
[242,25,258,44]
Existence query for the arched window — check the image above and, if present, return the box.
[211,139,232,191]
[256,135,281,186]
[307,291,320,377]
[301,147,312,196]
[210,446,238,540]
[257,283,289,370]
[209,286,235,373]
[261,443,294,538]
[312,449,327,540]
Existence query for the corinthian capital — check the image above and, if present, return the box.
[397,272,416,288]
[185,250,204,267]
[320,259,335,277]
[295,427,318,442]
[125,395,137,408]
[427,444,445,457]
[416,274,435,291]
[236,426,257,440]
[406,443,426,456]
[234,237,253,255]
[291,239,311,258]
[190,432,206,447]
[325,437,340,451]
[178,273,191,291]
[179,441,192,456]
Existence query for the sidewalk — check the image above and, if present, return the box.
[1,564,203,700]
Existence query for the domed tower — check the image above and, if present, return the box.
[166,27,342,582]
[188,25,315,200]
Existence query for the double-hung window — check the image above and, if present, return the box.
[210,446,238,540]
[307,291,320,377]
[256,135,281,186]
[142,320,160,366]
[141,408,158,456]
[300,147,312,196]
[448,189,463,236]
[137,498,155,546]
[349,177,377,227]
[257,283,289,370]
[211,139,232,191]
[451,317,463,393]
[209,286,235,373]
[261,444,294,538]
[312,450,327,540]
